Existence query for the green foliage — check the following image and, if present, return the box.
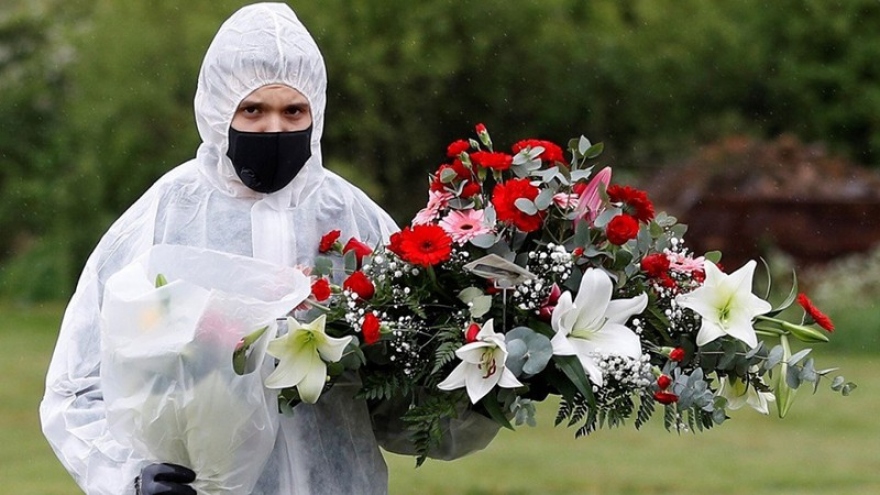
[5,0,880,300]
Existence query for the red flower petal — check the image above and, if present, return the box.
[796,293,835,332]
[310,278,331,302]
[343,271,375,300]
[607,185,655,223]
[395,225,453,267]
[319,230,341,253]
[605,214,640,245]
[362,312,381,345]
[653,391,678,405]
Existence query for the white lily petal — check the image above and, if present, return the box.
[551,291,575,336]
[572,269,612,331]
[456,341,494,364]
[550,330,577,356]
[605,293,648,325]
[574,351,604,386]
[722,315,759,348]
[464,359,501,403]
[437,362,468,391]
[297,360,328,404]
[696,320,728,347]
[264,341,313,389]
[498,368,524,389]
[589,323,642,358]
[316,334,353,363]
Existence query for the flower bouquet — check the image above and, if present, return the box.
[286,125,855,465]
[100,244,310,494]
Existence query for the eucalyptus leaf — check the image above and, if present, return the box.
[569,168,593,182]
[585,142,604,159]
[788,348,812,366]
[514,198,538,215]
[469,295,493,318]
[505,339,529,376]
[469,233,497,249]
[343,249,358,273]
[535,188,555,210]
[765,345,784,369]
[578,136,592,155]
[458,287,484,304]
[785,365,802,389]
[440,167,457,184]
[704,251,723,264]
[593,208,621,229]
[313,256,334,277]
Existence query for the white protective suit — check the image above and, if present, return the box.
[41,4,399,494]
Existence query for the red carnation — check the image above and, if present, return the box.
[669,347,686,362]
[343,237,373,265]
[362,312,381,345]
[395,224,453,267]
[796,293,835,332]
[641,253,670,278]
[605,214,640,245]
[310,277,331,302]
[464,323,481,343]
[475,123,487,135]
[319,230,341,253]
[512,139,567,165]
[460,180,481,198]
[447,139,471,158]
[492,178,545,233]
[470,151,513,171]
[343,271,375,300]
[653,391,678,405]
[607,185,655,223]
[657,374,673,391]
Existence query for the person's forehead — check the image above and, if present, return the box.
[241,84,309,102]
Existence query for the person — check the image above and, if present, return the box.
[40,3,401,494]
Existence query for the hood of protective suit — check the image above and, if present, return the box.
[194,3,327,204]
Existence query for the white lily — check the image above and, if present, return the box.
[717,375,775,415]
[675,260,772,349]
[437,319,523,404]
[265,315,352,404]
[549,268,647,387]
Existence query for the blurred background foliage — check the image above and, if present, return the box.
[2,0,880,302]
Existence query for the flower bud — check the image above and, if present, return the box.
[781,321,830,343]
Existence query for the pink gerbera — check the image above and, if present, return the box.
[439,209,492,244]
[413,190,454,225]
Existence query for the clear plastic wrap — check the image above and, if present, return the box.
[100,244,309,494]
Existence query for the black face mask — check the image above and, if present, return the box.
[226,126,313,193]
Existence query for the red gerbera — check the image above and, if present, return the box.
[470,151,513,171]
[446,139,471,158]
[797,293,835,332]
[512,139,567,165]
[605,213,640,245]
[395,224,453,267]
[492,178,545,233]
[319,230,341,253]
[607,185,655,223]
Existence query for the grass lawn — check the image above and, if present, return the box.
[3,301,877,494]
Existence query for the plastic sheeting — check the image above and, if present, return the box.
[101,245,309,494]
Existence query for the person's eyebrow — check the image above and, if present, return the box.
[237,98,264,109]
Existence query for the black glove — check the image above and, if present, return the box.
[135,463,196,495]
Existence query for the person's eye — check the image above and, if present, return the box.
[240,105,260,115]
